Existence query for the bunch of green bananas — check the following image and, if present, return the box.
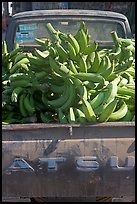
[2,22,135,124]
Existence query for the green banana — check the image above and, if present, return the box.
[83,80,97,90]
[41,92,48,105]
[9,73,30,82]
[100,60,114,80]
[49,56,65,76]
[116,47,127,63]
[28,94,36,112]
[2,54,10,68]
[35,97,48,111]
[10,58,30,74]
[50,83,65,94]
[48,46,58,57]
[2,41,8,55]
[94,102,107,116]
[86,34,91,45]
[99,55,112,74]
[58,108,68,123]
[35,71,48,81]
[32,82,49,93]
[30,63,50,74]
[23,94,35,115]
[48,79,69,108]
[67,33,80,55]
[68,107,76,123]
[82,98,96,122]
[109,46,122,61]
[98,49,111,58]
[125,44,135,53]
[119,109,134,121]
[78,85,88,105]
[86,52,95,67]
[13,42,20,49]
[102,76,120,104]
[72,72,104,84]
[122,72,135,85]
[104,55,112,69]
[55,41,68,60]
[77,29,88,52]
[120,38,135,46]
[79,21,88,35]
[2,23,135,124]
[90,92,105,110]
[71,77,87,102]
[19,94,28,117]
[20,63,29,72]
[34,49,49,59]
[46,23,60,42]
[91,51,101,73]
[106,73,119,82]
[108,100,128,121]
[11,87,24,103]
[78,54,88,73]
[60,81,76,111]
[7,61,13,71]
[116,94,130,101]
[2,80,9,86]
[2,72,9,82]
[102,84,116,105]
[50,74,65,86]
[74,108,86,123]
[110,31,121,47]
[60,39,71,55]
[35,38,47,46]
[49,57,72,77]
[9,47,23,59]
[66,41,77,60]
[125,67,135,78]
[58,32,68,42]
[96,57,106,73]
[114,59,133,74]
[124,84,135,90]
[83,41,98,55]
[14,53,27,64]
[117,86,135,98]
[119,77,128,86]
[40,112,50,123]
[98,98,117,122]
[2,86,12,96]
[121,47,133,60]
[35,38,51,47]
[27,55,48,66]
[11,80,32,88]
[81,85,88,100]
[68,60,78,73]
[75,22,84,40]
[126,104,135,112]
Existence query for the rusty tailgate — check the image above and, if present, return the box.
[2,122,135,198]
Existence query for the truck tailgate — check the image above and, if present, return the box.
[2,122,135,198]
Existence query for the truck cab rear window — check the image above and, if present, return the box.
[14,20,125,47]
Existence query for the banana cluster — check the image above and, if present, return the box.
[2,22,135,124]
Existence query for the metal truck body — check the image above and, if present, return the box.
[3,10,135,202]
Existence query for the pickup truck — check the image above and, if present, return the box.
[3,10,135,202]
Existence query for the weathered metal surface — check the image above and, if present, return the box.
[2,122,135,198]
[2,197,31,202]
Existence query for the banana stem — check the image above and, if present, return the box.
[111,31,121,47]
